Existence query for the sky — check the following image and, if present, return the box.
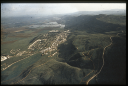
[1,3,126,17]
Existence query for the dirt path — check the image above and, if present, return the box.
[85,32,123,85]
[79,49,95,84]
[1,53,34,71]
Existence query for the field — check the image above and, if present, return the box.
[1,26,63,55]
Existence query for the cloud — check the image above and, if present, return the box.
[1,3,126,17]
[1,3,78,17]
[70,3,126,11]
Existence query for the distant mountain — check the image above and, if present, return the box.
[66,9,126,16]
[64,15,126,33]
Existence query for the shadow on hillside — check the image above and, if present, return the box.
[97,36,126,84]
[57,40,94,70]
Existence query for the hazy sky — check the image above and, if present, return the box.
[1,3,126,17]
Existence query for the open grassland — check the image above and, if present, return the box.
[1,26,63,55]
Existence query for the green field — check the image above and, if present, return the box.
[1,27,63,55]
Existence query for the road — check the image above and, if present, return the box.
[86,31,123,85]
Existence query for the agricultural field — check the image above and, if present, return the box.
[1,25,63,54]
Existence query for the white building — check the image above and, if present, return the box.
[1,56,7,61]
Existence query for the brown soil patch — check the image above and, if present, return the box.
[8,33,33,38]
[32,27,55,33]
[4,27,27,33]
[1,40,18,45]
[9,35,32,38]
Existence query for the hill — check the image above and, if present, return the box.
[64,15,126,33]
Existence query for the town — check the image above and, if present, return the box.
[1,21,67,62]
[1,29,71,71]
[28,29,70,56]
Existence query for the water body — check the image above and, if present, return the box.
[28,22,65,28]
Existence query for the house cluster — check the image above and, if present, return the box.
[16,51,26,56]
[49,30,59,32]
[40,30,70,56]
[28,39,42,50]
[64,30,70,33]
[1,48,26,62]
[1,55,12,61]
[48,52,57,57]
[25,30,70,57]
[1,48,27,62]
[10,49,20,54]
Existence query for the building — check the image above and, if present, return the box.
[1,56,7,61]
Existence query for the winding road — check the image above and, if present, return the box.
[86,31,123,85]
